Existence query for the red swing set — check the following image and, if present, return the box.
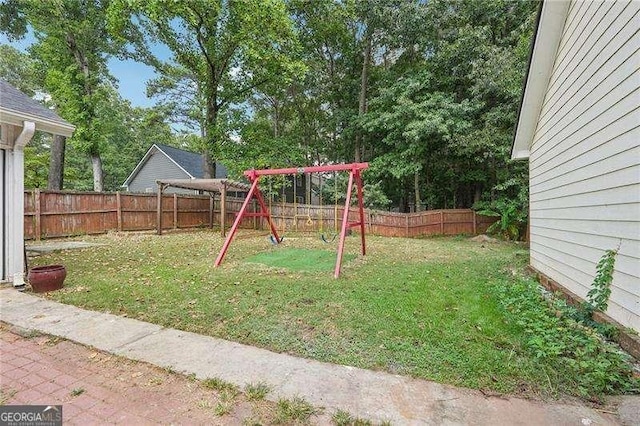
[214,162,368,278]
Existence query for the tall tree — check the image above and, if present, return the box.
[0,44,59,189]
[108,0,304,177]
[47,135,65,190]
[360,0,537,211]
[1,0,122,191]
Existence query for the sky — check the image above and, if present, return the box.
[1,32,160,108]
[106,58,157,108]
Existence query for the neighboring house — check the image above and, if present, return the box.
[512,1,639,331]
[0,79,74,286]
[122,143,228,194]
[279,173,321,206]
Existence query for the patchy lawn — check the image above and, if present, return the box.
[28,230,638,399]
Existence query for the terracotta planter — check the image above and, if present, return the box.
[28,265,67,293]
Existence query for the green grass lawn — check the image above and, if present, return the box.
[247,247,355,272]
[27,230,636,399]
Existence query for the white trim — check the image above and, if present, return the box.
[512,0,571,159]
[0,148,4,282]
[122,144,195,188]
[4,121,35,286]
[122,145,156,187]
[0,106,74,137]
[15,121,35,148]
[512,149,531,160]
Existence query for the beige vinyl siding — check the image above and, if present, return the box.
[528,0,640,330]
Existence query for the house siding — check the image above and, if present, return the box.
[529,0,640,330]
[127,148,196,194]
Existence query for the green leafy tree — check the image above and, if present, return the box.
[108,0,304,177]
[0,44,40,94]
[1,0,124,191]
[0,44,49,189]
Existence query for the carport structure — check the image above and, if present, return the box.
[155,178,251,237]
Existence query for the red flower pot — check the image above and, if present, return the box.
[28,265,67,293]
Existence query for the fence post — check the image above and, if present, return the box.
[209,195,214,229]
[252,199,257,229]
[405,214,409,238]
[157,184,163,235]
[173,193,178,229]
[34,189,41,241]
[116,192,123,232]
[472,210,477,235]
[220,182,227,237]
[440,210,444,235]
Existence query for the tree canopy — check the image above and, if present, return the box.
[2,0,537,232]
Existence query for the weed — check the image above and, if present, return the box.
[333,410,353,425]
[0,388,17,404]
[147,377,163,386]
[244,382,270,401]
[202,377,239,396]
[197,400,212,409]
[214,390,237,416]
[70,388,85,397]
[13,328,42,339]
[45,336,62,346]
[332,409,376,425]
[274,396,318,424]
[567,248,620,339]
[204,377,240,416]
[493,276,639,399]
[587,248,618,312]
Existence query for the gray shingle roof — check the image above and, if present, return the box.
[0,79,69,124]
[155,143,227,178]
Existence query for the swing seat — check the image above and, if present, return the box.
[321,233,337,243]
[269,235,284,245]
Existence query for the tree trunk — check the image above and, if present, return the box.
[91,154,103,192]
[204,98,218,179]
[203,150,214,178]
[47,135,66,190]
[355,31,372,163]
[474,184,482,204]
[414,171,422,211]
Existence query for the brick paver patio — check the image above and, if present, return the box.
[0,326,259,425]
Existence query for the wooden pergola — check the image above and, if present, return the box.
[155,178,251,237]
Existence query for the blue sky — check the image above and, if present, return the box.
[1,32,159,108]
[106,58,157,108]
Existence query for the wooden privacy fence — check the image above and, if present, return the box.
[23,190,496,240]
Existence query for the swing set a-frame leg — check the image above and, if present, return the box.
[214,178,280,267]
[215,163,368,277]
[334,168,366,278]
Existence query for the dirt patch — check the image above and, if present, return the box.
[470,234,498,243]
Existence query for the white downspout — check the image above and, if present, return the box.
[7,121,35,288]
[15,121,36,148]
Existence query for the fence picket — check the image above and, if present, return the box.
[23,190,496,240]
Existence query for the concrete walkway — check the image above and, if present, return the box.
[1,289,637,425]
